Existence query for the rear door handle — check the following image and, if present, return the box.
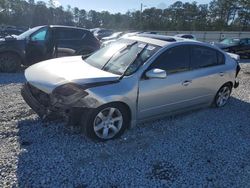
[219,72,224,76]
[182,80,192,86]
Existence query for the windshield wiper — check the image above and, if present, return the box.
[119,43,148,80]
[81,53,93,60]
[101,41,138,70]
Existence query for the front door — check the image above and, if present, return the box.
[138,45,197,119]
[26,26,53,64]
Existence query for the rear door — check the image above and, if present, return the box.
[54,28,86,57]
[188,45,228,103]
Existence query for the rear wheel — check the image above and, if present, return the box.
[0,52,21,73]
[214,84,232,107]
[82,104,129,141]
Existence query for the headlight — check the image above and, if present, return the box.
[52,83,88,97]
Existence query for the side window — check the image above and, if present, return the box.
[31,27,48,41]
[149,45,190,74]
[190,46,218,69]
[56,29,85,40]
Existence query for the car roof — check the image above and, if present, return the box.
[175,34,195,37]
[48,25,89,31]
[123,34,201,47]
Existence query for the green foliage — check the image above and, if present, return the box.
[0,0,249,31]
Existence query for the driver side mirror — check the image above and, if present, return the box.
[145,68,167,79]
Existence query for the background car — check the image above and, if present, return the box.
[94,28,113,40]
[101,32,123,42]
[0,28,25,38]
[175,34,196,40]
[101,32,124,47]
[0,25,100,72]
[22,34,240,141]
[212,38,250,59]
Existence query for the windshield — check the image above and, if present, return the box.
[16,26,43,40]
[85,39,159,75]
[220,38,240,45]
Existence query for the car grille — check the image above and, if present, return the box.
[27,83,50,107]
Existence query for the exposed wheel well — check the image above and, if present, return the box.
[223,81,233,89]
[106,101,132,124]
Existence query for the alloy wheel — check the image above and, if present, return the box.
[216,86,231,107]
[93,107,123,140]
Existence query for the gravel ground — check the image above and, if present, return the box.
[0,62,250,187]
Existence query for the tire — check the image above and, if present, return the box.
[214,84,232,107]
[0,52,21,73]
[81,103,130,141]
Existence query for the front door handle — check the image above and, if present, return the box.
[182,80,192,86]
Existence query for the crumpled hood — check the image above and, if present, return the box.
[25,56,119,93]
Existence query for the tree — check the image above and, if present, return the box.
[0,0,249,31]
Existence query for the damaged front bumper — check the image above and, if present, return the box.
[21,83,68,121]
[21,83,49,118]
[21,83,98,125]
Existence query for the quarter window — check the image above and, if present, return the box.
[150,46,190,74]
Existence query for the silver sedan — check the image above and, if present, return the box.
[22,34,241,141]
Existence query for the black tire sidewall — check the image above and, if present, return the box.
[82,103,130,141]
[0,52,21,73]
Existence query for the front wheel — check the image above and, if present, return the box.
[0,52,21,73]
[82,104,129,141]
[214,84,232,107]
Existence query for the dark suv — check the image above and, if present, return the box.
[0,25,100,72]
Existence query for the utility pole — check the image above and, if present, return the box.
[140,3,147,30]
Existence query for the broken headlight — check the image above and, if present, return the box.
[52,83,88,97]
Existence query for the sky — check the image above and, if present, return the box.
[37,0,211,13]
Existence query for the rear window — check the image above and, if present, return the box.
[56,28,86,40]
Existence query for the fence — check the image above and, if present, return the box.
[156,31,250,42]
